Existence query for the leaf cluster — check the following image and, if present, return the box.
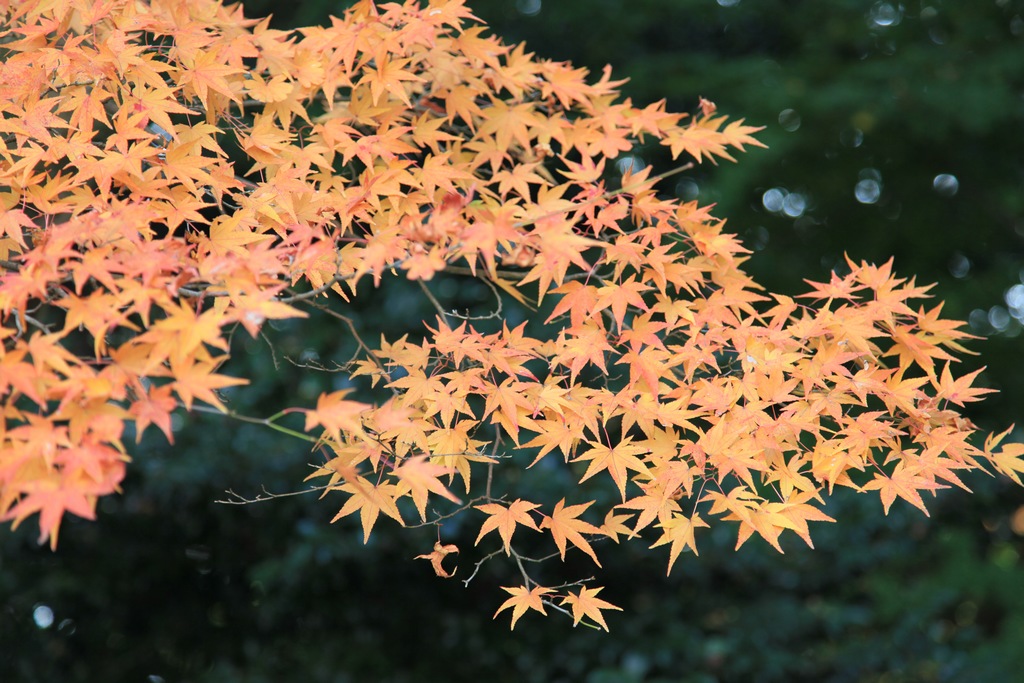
[1,0,1019,629]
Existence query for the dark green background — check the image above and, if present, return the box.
[3,1,1023,681]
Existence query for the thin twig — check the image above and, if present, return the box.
[190,404,318,443]
[418,279,449,325]
[216,483,335,504]
[462,548,503,587]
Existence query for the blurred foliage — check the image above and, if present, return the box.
[3,1,1024,681]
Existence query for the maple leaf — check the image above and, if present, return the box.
[934,363,994,407]
[427,423,493,493]
[304,390,370,445]
[862,459,944,516]
[573,437,650,501]
[649,512,709,574]
[549,322,613,383]
[360,54,422,106]
[518,216,604,301]
[331,476,405,542]
[169,357,248,411]
[523,418,585,466]
[547,280,600,328]
[593,276,651,330]
[494,585,551,630]
[129,384,178,444]
[3,480,97,550]
[415,541,459,578]
[664,115,765,163]
[392,455,462,522]
[476,100,543,155]
[179,48,243,110]
[0,208,32,249]
[600,509,635,543]
[560,586,622,631]
[985,429,1024,485]
[703,487,782,550]
[540,498,603,566]
[760,493,836,548]
[206,214,275,255]
[481,377,537,442]
[617,489,682,536]
[474,499,541,554]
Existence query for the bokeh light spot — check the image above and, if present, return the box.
[948,252,971,279]
[33,605,54,629]
[840,127,864,147]
[762,187,786,213]
[515,0,541,17]
[933,173,959,196]
[616,155,645,175]
[868,2,903,28]
[778,108,801,132]
[782,192,807,217]
[855,179,881,204]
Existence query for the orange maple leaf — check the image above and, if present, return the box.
[984,428,1024,485]
[574,437,650,501]
[649,512,709,574]
[560,586,622,631]
[540,498,603,566]
[304,390,370,445]
[474,499,541,554]
[494,585,551,630]
[934,363,995,407]
[330,476,404,542]
[392,455,462,521]
[862,459,944,516]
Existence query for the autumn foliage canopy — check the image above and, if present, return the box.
[2,0,1022,630]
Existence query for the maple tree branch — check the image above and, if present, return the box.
[485,441,500,500]
[440,264,528,281]
[190,405,318,443]
[258,328,282,371]
[512,547,533,586]
[539,597,602,630]
[515,549,564,564]
[216,483,334,505]
[461,548,504,587]
[282,356,349,373]
[418,279,450,325]
[277,273,353,303]
[20,312,54,335]
[444,276,504,322]
[404,495,492,528]
[292,299,392,380]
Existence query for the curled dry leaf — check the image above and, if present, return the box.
[415,542,459,578]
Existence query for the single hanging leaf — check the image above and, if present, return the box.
[415,541,459,578]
